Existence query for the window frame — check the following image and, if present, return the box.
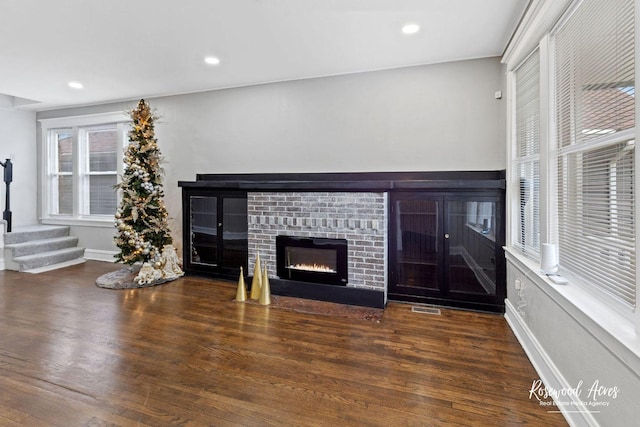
[503,0,640,328]
[503,0,640,381]
[39,112,129,227]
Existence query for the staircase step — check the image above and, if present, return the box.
[4,225,70,245]
[24,258,86,274]
[13,247,86,272]
[5,236,79,258]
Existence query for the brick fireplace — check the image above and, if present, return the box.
[247,192,387,306]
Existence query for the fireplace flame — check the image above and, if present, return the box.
[287,263,336,273]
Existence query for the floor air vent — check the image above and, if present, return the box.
[411,306,441,315]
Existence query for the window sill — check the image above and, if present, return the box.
[41,216,114,229]
[504,247,640,376]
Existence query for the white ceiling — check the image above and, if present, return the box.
[0,0,529,111]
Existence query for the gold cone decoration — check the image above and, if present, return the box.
[250,253,262,300]
[235,266,247,302]
[259,265,271,305]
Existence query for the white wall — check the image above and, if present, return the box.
[0,95,37,228]
[36,57,506,255]
[505,254,640,427]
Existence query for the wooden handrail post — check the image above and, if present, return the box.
[0,159,12,232]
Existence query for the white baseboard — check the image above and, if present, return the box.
[84,249,118,263]
[505,300,597,427]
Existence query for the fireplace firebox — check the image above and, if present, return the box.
[276,236,348,286]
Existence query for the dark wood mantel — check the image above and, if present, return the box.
[178,170,506,192]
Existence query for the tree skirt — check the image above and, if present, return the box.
[95,265,175,289]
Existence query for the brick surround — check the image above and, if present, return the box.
[247,192,387,294]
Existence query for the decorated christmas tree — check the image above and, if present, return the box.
[114,99,179,279]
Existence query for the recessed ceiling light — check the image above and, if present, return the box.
[402,23,420,35]
[204,56,220,65]
[68,81,83,89]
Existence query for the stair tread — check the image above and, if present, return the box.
[5,225,68,233]
[13,247,85,262]
[5,236,78,249]
[4,225,70,245]
[23,258,86,274]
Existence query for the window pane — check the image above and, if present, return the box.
[554,0,635,307]
[516,161,540,258]
[57,175,73,215]
[514,50,541,260]
[558,143,636,306]
[582,86,635,138]
[57,132,73,173]
[89,175,117,215]
[555,0,635,147]
[88,128,118,172]
[515,50,540,157]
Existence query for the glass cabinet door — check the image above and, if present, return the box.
[390,197,442,296]
[221,196,248,271]
[445,199,497,296]
[389,192,505,311]
[186,192,248,278]
[190,196,218,265]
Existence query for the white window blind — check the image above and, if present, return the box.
[84,126,118,215]
[51,129,74,215]
[554,0,636,307]
[514,50,541,260]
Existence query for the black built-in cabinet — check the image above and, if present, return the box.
[179,171,505,312]
[389,191,505,312]
[181,189,248,280]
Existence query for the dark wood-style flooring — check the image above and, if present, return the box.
[0,261,566,426]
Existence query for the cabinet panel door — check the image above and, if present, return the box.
[390,195,443,297]
[190,196,218,266]
[220,196,248,272]
[389,192,505,311]
[445,199,498,297]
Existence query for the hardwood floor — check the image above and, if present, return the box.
[0,261,566,426]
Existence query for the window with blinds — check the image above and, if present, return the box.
[85,126,118,215]
[514,50,541,260]
[554,0,636,308]
[52,129,74,215]
[46,122,125,219]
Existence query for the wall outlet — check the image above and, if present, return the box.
[515,278,522,290]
